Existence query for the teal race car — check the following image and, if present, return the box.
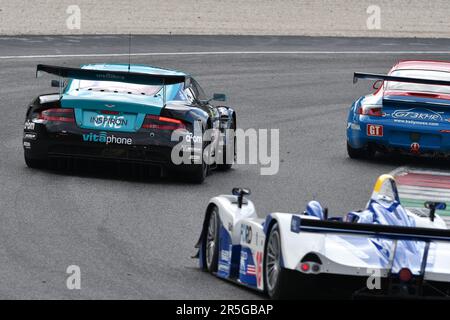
[23,64,237,183]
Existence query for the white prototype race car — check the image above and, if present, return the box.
[194,174,450,299]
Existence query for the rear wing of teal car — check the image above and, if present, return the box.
[353,72,450,87]
[36,64,186,106]
[290,216,450,242]
[36,64,186,86]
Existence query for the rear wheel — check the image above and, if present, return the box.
[347,142,375,159]
[264,223,294,299]
[186,128,210,184]
[216,119,236,171]
[24,155,46,169]
[187,159,208,184]
[205,207,220,273]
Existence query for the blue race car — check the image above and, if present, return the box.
[23,64,236,183]
[347,60,450,159]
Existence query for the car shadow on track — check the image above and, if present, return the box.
[349,153,450,171]
[32,158,212,185]
[185,266,267,300]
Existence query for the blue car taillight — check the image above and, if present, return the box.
[357,105,383,117]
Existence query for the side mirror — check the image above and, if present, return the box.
[424,201,446,222]
[232,187,251,208]
[212,93,226,102]
[372,80,382,90]
[51,80,65,88]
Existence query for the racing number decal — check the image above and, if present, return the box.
[367,124,383,137]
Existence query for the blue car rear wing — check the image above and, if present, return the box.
[291,216,450,242]
[36,64,186,86]
[353,72,450,87]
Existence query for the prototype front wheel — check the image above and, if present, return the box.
[264,223,294,299]
[205,207,220,273]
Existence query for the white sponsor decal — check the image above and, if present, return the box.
[82,132,132,145]
[185,133,202,143]
[24,133,37,140]
[348,122,361,131]
[393,119,439,127]
[220,250,231,262]
[24,120,35,130]
[90,115,128,129]
[391,108,443,122]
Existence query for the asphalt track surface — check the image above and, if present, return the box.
[2,35,450,299]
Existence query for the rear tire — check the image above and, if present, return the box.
[216,119,236,171]
[186,128,210,184]
[264,223,294,299]
[347,142,375,159]
[205,207,220,273]
[24,155,46,169]
[187,161,208,184]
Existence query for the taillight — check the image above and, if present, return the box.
[398,268,413,282]
[300,263,310,272]
[142,115,186,130]
[357,105,383,117]
[298,261,321,274]
[38,108,75,123]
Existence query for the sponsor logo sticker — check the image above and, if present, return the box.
[391,108,443,122]
[24,133,37,140]
[411,142,420,154]
[220,249,231,262]
[240,225,252,244]
[184,133,202,143]
[239,251,248,275]
[82,131,132,145]
[90,115,128,129]
[367,124,383,137]
[24,120,35,130]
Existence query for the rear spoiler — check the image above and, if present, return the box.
[353,72,450,87]
[36,64,186,86]
[291,216,450,242]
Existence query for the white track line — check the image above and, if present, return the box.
[1,51,450,60]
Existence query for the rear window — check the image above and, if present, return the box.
[387,69,450,94]
[69,79,162,96]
